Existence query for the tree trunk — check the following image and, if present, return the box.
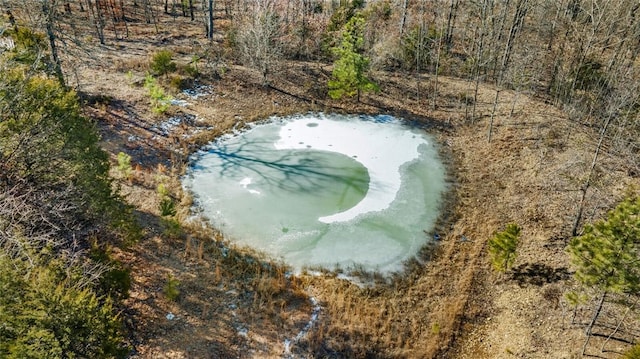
[471,0,489,122]
[502,0,528,72]
[432,30,442,110]
[42,0,65,88]
[108,0,119,39]
[444,0,459,50]
[119,0,129,37]
[471,66,482,122]
[509,87,520,117]
[171,0,178,18]
[89,0,106,45]
[490,0,511,80]
[567,3,606,103]
[488,0,528,141]
[146,0,158,32]
[488,88,500,142]
[207,0,214,39]
[399,0,408,36]
[571,114,612,237]
[582,291,607,356]
[143,0,151,23]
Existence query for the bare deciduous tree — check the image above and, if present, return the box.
[236,0,282,85]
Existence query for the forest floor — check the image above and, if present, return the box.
[69,14,640,359]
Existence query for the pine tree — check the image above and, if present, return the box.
[1,28,141,243]
[488,223,521,272]
[567,195,640,355]
[328,13,378,102]
[568,195,640,294]
[0,253,127,358]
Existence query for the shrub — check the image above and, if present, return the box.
[431,322,440,335]
[162,217,183,239]
[150,50,177,77]
[184,55,201,77]
[100,265,132,301]
[0,69,139,245]
[116,152,132,180]
[157,183,177,217]
[624,343,640,359]
[488,223,521,272]
[163,274,180,301]
[573,59,606,91]
[157,183,170,197]
[169,75,191,91]
[89,244,132,301]
[144,74,172,114]
[7,27,49,69]
[0,254,128,358]
[159,196,177,217]
[568,195,640,294]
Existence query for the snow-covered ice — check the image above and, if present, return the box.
[274,115,426,223]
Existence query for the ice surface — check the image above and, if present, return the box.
[183,114,447,274]
[274,115,426,223]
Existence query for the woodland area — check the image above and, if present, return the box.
[1,0,640,358]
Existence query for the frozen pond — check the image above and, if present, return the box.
[183,113,447,274]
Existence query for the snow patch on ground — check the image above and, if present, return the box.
[182,82,213,99]
[151,114,212,138]
[283,297,321,357]
[170,98,189,107]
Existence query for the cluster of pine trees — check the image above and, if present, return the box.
[0,24,138,358]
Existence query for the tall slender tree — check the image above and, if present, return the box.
[207,0,214,39]
[487,0,529,142]
[41,0,65,87]
[328,12,377,101]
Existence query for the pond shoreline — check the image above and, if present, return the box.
[183,112,451,277]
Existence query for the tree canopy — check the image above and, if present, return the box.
[568,195,640,294]
[0,60,139,249]
[0,252,127,358]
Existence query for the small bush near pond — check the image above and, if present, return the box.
[163,274,180,301]
[151,50,177,77]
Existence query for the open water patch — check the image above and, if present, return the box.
[183,113,447,274]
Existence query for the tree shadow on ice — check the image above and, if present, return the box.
[193,138,371,194]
